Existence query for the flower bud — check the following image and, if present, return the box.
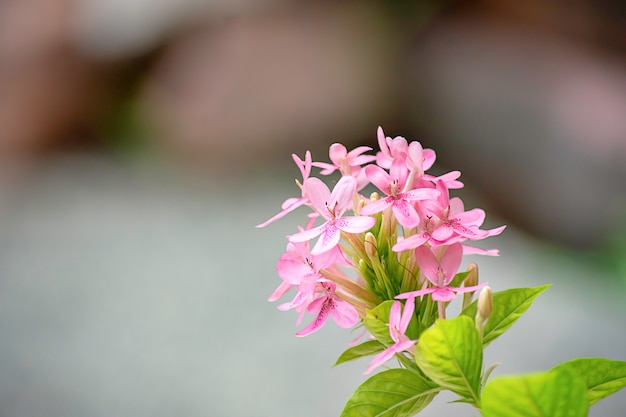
[475,286,492,339]
[462,263,478,310]
[369,192,380,202]
[477,286,492,321]
[364,232,378,261]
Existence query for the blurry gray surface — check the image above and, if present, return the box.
[0,155,624,416]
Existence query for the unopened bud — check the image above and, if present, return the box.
[462,263,479,310]
[477,286,492,320]
[475,286,492,340]
[369,192,380,202]
[364,232,378,260]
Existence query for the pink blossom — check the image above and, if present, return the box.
[364,299,417,374]
[375,127,409,169]
[256,152,313,228]
[360,159,439,228]
[312,143,375,190]
[288,176,375,255]
[295,282,359,337]
[396,243,486,302]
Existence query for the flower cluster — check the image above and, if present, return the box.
[258,127,505,374]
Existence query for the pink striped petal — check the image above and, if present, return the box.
[330,176,357,212]
[288,223,326,243]
[392,200,420,228]
[310,223,341,255]
[364,164,392,195]
[392,233,430,252]
[359,196,393,216]
[337,216,376,234]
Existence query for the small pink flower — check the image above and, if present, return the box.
[288,176,375,255]
[396,243,486,302]
[312,143,376,190]
[295,282,359,337]
[256,152,313,228]
[360,160,439,228]
[364,299,417,374]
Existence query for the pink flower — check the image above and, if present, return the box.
[360,159,439,228]
[396,243,486,302]
[393,181,505,252]
[270,238,346,315]
[295,282,359,337]
[427,181,505,243]
[256,152,313,228]
[312,143,376,190]
[375,127,409,169]
[364,299,417,374]
[288,176,376,255]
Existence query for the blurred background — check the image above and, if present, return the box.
[0,0,625,416]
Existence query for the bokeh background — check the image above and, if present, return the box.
[0,0,625,416]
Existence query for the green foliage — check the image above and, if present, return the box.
[461,285,550,346]
[482,367,588,417]
[553,358,626,406]
[335,340,386,367]
[363,301,395,346]
[340,369,440,417]
[414,316,483,405]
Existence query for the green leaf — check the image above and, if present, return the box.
[364,300,420,345]
[340,368,439,417]
[414,316,482,404]
[363,301,395,346]
[482,367,588,417]
[461,285,550,346]
[334,340,386,367]
[553,357,626,405]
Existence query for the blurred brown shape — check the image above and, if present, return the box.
[0,0,99,155]
[140,3,395,165]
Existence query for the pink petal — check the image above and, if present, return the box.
[329,298,359,328]
[422,149,436,171]
[311,161,336,175]
[407,141,424,173]
[484,225,507,237]
[278,290,310,311]
[401,188,440,201]
[276,257,312,284]
[453,282,488,293]
[392,200,420,228]
[392,233,430,252]
[303,178,332,218]
[337,216,376,234]
[389,301,402,329]
[310,223,341,255]
[431,287,457,302]
[389,158,409,188]
[440,243,463,283]
[351,154,376,166]
[364,345,400,375]
[268,281,292,302]
[359,196,393,216]
[462,245,500,256]
[295,298,332,337]
[255,197,307,228]
[288,223,326,243]
[415,246,440,285]
[455,208,486,226]
[346,145,373,159]
[399,298,415,334]
[328,143,348,166]
[330,176,357,213]
[365,164,392,195]
[396,287,436,299]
